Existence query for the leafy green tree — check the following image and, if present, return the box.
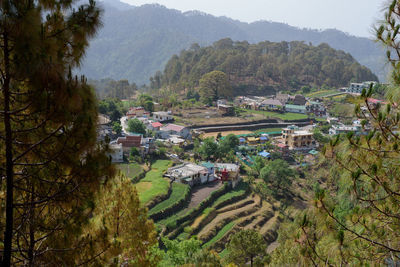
[198,138,219,160]
[138,93,153,107]
[0,0,117,265]
[313,130,329,144]
[160,237,203,266]
[144,100,154,112]
[199,70,231,103]
[253,156,266,175]
[127,118,146,135]
[260,159,295,195]
[219,134,239,155]
[227,229,268,267]
[112,121,123,135]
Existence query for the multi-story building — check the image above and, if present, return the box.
[306,101,327,117]
[346,81,377,94]
[106,143,124,163]
[153,111,173,122]
[282,125,315,150]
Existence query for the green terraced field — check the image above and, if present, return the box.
[212,182,248,208]
[203,221,236,248]
[136,160,172,204]
[149,182,190,215]
[241,109,308,121]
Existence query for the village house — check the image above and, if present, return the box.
[284,104,307,114]
[201,162,216,182]
[282,125,315,150]
[116,135,142,153]
[153,111,173,122]
[106,143,124,163]
[158,124,191,139]
[218,104,235,116]
[126,107,150,118]
[293,94,307,105]
[306,101,327,117]
[260,99,283,111]
[165,163,209,187]
[329,124,360,135]
[149,121,163,131]
[215,163,241,187]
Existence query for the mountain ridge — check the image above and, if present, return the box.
[81,1,387,84]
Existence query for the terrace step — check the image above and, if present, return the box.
[198,195,261,242]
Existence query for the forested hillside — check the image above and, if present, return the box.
[151,39,377,95]
[80,1,386,84]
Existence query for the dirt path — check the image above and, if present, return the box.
[187,181,223,210]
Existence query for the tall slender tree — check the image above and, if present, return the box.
[0,0,117,265]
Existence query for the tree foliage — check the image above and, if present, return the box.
[0,0,118,265]
[127,118,146,135]
[260,159,295,196]
[151,39,378,95]
[88,174,158,266]
[271,2,400,264]
[199,70,231,102]
[227,229,268,267]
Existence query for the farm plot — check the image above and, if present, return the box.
[117,163,145,180]
[135,160,172,204]
[148,182,190,216]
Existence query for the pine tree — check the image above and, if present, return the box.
[0,0,116,265]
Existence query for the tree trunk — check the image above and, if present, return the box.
[2,29,14,267]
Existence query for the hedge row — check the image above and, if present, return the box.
[213,190,251,211]
[149,184,191,222]
[199,204,259,243]
[191,208,218,235]
[132,170,146,183]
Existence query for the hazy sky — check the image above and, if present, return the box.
[122,0,386,37]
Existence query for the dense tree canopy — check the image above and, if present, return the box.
[151,38,378,95]
[128,118,147,135]
[199,70,231,102]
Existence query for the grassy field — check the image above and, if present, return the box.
[148,182,190,215]
[117,163,144,180]
[212,182,248,208]
[203,221,236,248]
[306,89,338,98]
[241,109,308,121]
[135,160,172,204]
[254,127,283,134]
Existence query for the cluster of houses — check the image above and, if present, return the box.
[234,92,327,117]
[164,162,241,187]
[106,107,193,162]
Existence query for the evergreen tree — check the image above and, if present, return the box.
[0,1,116,265]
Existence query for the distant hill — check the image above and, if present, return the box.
[151,39,377,96]
[80,1,388,85]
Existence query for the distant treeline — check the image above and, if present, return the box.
[151,38,378,95]
[89,78,137,100]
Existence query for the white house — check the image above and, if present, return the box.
[346,81,377,94]
[165,163,208,187]
[107,143,124,163]
[153,111,173,122]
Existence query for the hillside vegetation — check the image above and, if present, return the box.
[152,39,377,95]
[80,2,387,84]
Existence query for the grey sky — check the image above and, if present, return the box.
[122,0,386,37]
